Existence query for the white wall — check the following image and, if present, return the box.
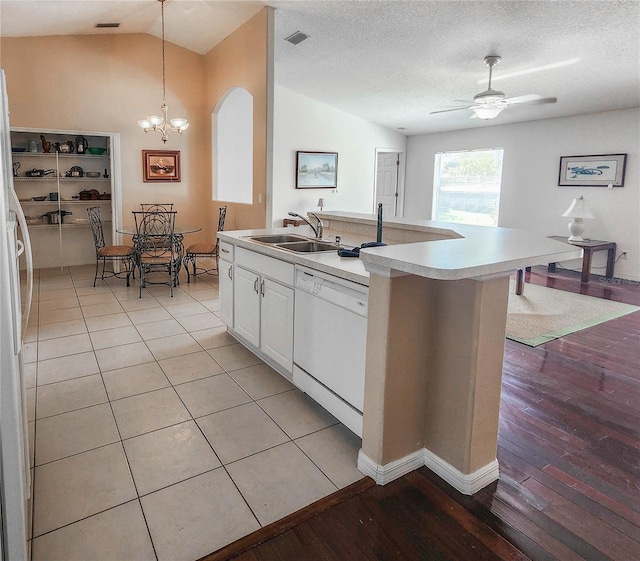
[272,85,407,227]
[405,108,640,281]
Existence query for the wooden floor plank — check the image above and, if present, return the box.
[522,478,640,561]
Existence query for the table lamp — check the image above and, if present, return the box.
[317,198,325,211]
[562,195,594,242]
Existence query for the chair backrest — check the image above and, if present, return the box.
[218,205,227,232]
[140,203,174,213]
[87,206,106,251]
[132,210,178,257]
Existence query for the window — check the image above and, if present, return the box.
[432,148,504,226]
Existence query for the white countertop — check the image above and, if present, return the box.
[219,212,582,284]
[360,228,581,280]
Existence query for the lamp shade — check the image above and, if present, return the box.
[562,196,594,219]
[472,105,505,120]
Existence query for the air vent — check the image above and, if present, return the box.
[95,22,121,29]
[284,31,309,45]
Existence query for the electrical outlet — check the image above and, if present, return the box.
[620,250,628,259]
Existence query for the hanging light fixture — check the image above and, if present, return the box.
[138,0,189,142]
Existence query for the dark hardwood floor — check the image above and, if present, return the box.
[201,266,640,561]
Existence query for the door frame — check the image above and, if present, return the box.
[373,147,406,217]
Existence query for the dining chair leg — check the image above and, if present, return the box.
[93,259,99,287]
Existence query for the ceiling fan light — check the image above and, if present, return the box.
[473,105,505,120]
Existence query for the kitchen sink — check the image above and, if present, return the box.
[248,234,308,244]
[276,240,339,253]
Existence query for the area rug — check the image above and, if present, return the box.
[506,282,639,347]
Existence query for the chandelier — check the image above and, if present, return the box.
[138,0,189,142]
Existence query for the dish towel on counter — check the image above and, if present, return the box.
[338,241,387,258]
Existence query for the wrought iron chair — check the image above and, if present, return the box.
[183,206,227,282]
[133,210,181,297]
[87,206,135,287]
[140,203,174,213]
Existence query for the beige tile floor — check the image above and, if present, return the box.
[25,264,363,561]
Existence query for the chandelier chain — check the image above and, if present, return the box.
[137,0,189,142]
[161,0,166,103]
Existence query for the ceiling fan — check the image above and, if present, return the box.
[431,55,557,120]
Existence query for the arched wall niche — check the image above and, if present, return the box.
[212,86,253,204]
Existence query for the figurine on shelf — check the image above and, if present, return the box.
[40,135,51,153]
[103,168,109,179]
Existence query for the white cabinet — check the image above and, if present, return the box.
[218,259,234,327]
[10,128,118,269]
[220,246,295,377]
[234,265,261,347]
[233,264,294,373]
[260,278,294,370]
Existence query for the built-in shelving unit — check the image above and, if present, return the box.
[11,128,121,269]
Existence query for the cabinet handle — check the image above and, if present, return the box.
[228,266,232,280]
[260,279,265,296]
[221,248,229,254]
[254,277,259,293]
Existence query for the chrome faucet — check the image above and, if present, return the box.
[288,212,324,239]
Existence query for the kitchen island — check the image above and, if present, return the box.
[218,212,581,494]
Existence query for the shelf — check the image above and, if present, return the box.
[20,221,111,230]
[12,152,108,159]
[14,177,109,181]
[19,200,111,205]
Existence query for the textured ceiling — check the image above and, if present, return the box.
[1,1,639,135]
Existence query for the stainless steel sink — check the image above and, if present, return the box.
[276,240,339,253]
[248,234,308,244]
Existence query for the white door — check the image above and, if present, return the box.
[218,260,233,327]
[260,278,294,372]
[375,152,399,217]
[233,266,260,347]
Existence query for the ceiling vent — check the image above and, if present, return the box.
[95,22,121,29]
[285,31,309,45]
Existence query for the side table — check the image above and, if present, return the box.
[547,236,616,284]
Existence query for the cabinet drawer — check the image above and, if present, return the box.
[236,247,294,286]
[219,241,234,261]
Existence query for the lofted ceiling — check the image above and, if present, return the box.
[1,0,639,135]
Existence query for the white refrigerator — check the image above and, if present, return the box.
[0,68,33,561]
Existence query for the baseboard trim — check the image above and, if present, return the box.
[357,449,424,485]
[422,449,499,495]
[358,448,499,495]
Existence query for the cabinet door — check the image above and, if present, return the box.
[233,265,260,347]
[218,260,234,327]
[260,278,294,372]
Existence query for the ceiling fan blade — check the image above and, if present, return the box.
[430,106,471,114]
[505,94,557,106]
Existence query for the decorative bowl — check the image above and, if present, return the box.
[87,147,106,155]
[12,147,26,153]
[32,196,47,201]
[85,171,101,178]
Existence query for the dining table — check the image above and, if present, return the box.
[116,224,202,277]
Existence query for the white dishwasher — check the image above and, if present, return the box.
[293,266,368,437]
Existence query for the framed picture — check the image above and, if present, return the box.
[142,150,181,182]
[296,151,338,189]
[558,154,627,187]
